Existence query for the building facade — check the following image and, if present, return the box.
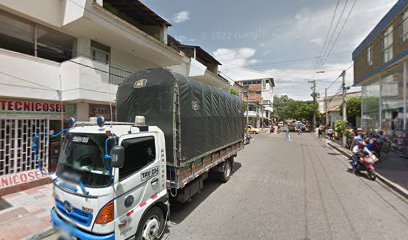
[236,78,275,128]
[353,0,408,154]
[0,0,226,192]
[319,91,362,128]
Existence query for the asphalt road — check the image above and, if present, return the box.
[45,133,408,240]
[164,133,408,240]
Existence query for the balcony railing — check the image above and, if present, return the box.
[109,65,133,85]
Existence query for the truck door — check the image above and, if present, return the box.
[113,133,161,239]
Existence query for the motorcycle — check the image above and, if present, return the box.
[354,153,378,181]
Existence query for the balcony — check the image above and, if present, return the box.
[188,58,229,90]
[0,48,61,101]
[60,57,120,102]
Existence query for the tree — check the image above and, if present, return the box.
[345,97,361,118]
[339,97,362,128]
[230,88,240,96]
[273,96,319,122]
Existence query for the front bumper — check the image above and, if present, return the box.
[51,208,114,240]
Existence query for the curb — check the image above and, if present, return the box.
[327,141,408,200]
[27,227,55,240]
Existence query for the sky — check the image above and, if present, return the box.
[140,0,398,100]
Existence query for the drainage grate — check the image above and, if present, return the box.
[0,198,12,211]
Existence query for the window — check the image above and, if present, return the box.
[0,10,75,62]
[383,25,393,63]
[37,26,75,62]
[119,137,156,180]
[367,45,373,66]
[0,11,34,56]
[91,41,110,64]
[403,10,408,41]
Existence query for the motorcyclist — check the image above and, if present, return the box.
[351,141,373,173]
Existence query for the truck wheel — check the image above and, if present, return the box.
[135,207,165,240]
[219,161,232,183]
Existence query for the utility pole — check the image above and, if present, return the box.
[243,87,249,127]
[325,88,328,126]
[341,70,347,147]
[308,80,318,130]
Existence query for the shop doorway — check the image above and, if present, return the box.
[0,119,49,176]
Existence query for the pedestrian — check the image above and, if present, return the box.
[350,130,364,150]
[327,128,334,140]
[318,126,323,138]
[284,124,291,142]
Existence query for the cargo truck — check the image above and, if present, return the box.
[50,68,245,240]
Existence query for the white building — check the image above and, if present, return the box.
[0,0,227,192]
[167,36,230,91]
[236,78,275,128]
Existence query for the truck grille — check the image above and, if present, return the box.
[55,200,93,227]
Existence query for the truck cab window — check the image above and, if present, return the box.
[120,136,156,180]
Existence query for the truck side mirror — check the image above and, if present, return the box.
[110,146,125,168]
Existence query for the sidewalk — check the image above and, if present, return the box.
[0,183,54,240]
[327,140,408,199]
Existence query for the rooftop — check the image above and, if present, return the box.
[103,0,171,27]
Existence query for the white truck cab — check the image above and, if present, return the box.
[51,118,169,240]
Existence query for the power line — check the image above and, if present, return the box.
[316,0,341,70]
[0,71,57,91]
[318,0,350,69]
[319,0,357,69]
[221,51,351,72]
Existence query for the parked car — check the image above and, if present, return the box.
[246,125,260,134]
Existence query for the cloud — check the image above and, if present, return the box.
[310,38,323,45]
[173,11,190,23]
[214,48,259,69]
[215,47,357,100]
[175,35,195,43]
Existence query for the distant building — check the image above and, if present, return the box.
[319,91,362,128]
[235,78,275,128]
[353,0,407,133]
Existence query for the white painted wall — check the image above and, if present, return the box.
[60,57,117,102]
[0,49,61,101]
[188,58,207,77]
[0,0,86,27]
[76,102,89,121]
[110,48,158,73]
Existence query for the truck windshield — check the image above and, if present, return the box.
[56,133,112,188]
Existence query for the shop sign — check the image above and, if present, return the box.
[0,99,76,116]
[0,169,49,189]
[89,104,114,120]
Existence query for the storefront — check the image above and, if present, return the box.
[361,61,407,155]
[89,103,116,121]
[0,98,75,190]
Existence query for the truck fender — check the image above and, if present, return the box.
[134,195,169,236]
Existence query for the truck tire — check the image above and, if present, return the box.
[135,207,165,240]
[219,160,232,183]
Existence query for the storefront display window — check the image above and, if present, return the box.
[380,64,404,133]
[362,80,380,130]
